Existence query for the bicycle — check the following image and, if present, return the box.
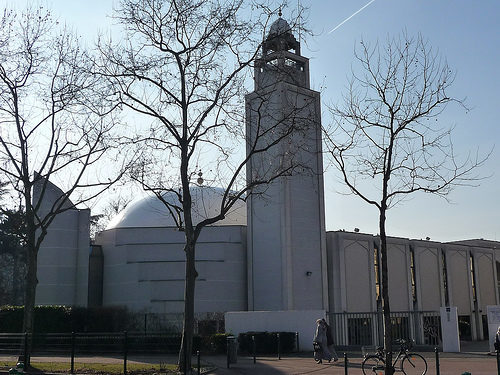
[361,339,427,375]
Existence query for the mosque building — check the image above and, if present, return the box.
[35,18,500,346]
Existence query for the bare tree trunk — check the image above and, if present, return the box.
[380,204,394,375]
[21,205,37,367]
[179,241,197,374]
[178,139,197,374]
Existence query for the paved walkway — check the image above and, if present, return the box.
[0,341,498,374]
[206,347,499,375]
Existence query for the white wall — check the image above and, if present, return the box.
[35,179,90,307]
[387,240,411,311]
[413,244,443,310]
[97,225,247,313]
[327,232,375,313]
[446,245,473,315]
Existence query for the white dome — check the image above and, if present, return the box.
[106,186,246,229]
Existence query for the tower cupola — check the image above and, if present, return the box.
[254,17,310,90]
[263,17,300,55]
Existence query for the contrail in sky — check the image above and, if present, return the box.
[328,0,376,34]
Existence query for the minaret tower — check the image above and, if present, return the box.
[246,17,328,311]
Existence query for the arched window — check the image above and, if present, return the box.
[410,246,417,305]
[470,254,477,304]
[441,250,449,306]
[374,243,381,302]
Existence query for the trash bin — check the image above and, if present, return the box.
[227,336,237,364]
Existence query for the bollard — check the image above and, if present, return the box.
[123,331,128,375]
[226,336,237,368]
[197,350,200,375]
[70,332,75,374]
[344,352,348,375]
[295,332,300,352]
[277,333,281,360]
[252,335,256,364]
[435,347,440,375]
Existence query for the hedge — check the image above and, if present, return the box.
[0,305,130,333]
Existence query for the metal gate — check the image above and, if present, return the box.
[327,311,441,348]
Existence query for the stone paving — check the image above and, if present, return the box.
[208,351,499,375]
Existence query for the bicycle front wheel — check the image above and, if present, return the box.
[402,353,427,375]
[362,355,385,375]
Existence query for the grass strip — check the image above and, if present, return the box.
[0,361,180,374]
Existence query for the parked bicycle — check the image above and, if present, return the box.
[361,339,427,375]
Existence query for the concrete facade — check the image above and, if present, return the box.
[34,178,90,306]
[326,231,500,341]
[96,225,247,314]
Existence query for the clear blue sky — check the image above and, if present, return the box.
[302,1,499,241]
[2,0,498,242]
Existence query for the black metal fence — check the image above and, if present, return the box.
[327,310,441,348]
[0,332,212,375]
[0,331,185,357]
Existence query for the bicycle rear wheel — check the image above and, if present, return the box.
[402,353,427,375]
[362,355,385,375]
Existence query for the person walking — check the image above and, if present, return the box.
[322,318,339,361]
[313,318,333,364]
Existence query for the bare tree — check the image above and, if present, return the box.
[0,5,125,364]
[95,0,309,372]
[324,33,488,375]
[90,195,133,240]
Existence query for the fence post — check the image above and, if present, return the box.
[295,332,299,352]
[71,332,75,374]
[435,347,440,375]
[23,332,28,367]
[344,352,348,375]
[197,350,200,375]
[123,331,128,375]
[277,333,281,360]
[252,335,256,364]
[226,337,230,369]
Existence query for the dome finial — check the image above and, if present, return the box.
[278,7,282,17]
